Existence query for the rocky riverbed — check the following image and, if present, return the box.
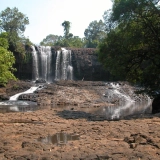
[0,80,160,160]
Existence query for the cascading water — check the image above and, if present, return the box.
[55,50,61,80]
[55,48,73,80]
[31,46,73,82]
[31,46,39,80]
[95,82,152,120]
[36,46,52,82]
[9,87,39,101]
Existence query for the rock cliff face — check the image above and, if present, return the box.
[15,47,109,81]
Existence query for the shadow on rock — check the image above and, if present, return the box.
[56,109,160,121]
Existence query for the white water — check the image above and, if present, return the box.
[111,96,152,119]
[31,45,39,80]
[55,48,73,80]
[61,49,73,80]
[110,83,134,102]
[37,46,52,82]
[55,50,61,80]
[9,86,38,101]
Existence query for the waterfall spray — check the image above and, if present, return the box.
[31,46,73,82]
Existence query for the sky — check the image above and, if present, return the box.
[0,0,112,44]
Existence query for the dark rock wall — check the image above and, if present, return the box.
[70,48,109,81]
[15,47,109,81]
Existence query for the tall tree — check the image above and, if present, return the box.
[84,20,106,48]
[62,21,71,38]
[0,7,29,45]
[98,0,160,94]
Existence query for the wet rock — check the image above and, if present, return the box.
[18,93,37,102]
[35,79,46,83]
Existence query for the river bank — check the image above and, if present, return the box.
[0,80,159,159]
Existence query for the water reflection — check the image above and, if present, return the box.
[38,132,80,146]
[93,101,152,120]
[0,100,39,113]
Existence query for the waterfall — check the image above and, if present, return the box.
[55,50,61,80]
[60,48,73,80]
[31,46,73,82]
[31,46,39,80]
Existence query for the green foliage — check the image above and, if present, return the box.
[0,32,9,49]
[0,7,30,61]
[40,34,63,46]
[55,36,85,48]
[84,20,106,48]
[98,0,160,94]
[0,32,16,86]
[0,7,29,35]
[40,21,85,48]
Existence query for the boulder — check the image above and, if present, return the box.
[35,79,46,83]
[152,95,160,113]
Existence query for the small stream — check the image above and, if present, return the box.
[0,82,152,120]
[0,86,39,113]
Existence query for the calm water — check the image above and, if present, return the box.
[38,132,80,146]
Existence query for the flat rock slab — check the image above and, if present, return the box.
[0,109,160,160]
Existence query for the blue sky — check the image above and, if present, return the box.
[0,0,112,44]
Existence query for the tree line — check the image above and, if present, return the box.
[98,0,160,95]
[40,19,106,48]
[0,0,160,97]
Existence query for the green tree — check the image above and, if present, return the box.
[40,34,63,46]
[0,7,29,45]
[51,20,84,48]
[55,36,84,48]
[98,0,160,94]
[0,7,31,78]
[0,32,16,86]
[84,20,106,48]
[0,7,30,57]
